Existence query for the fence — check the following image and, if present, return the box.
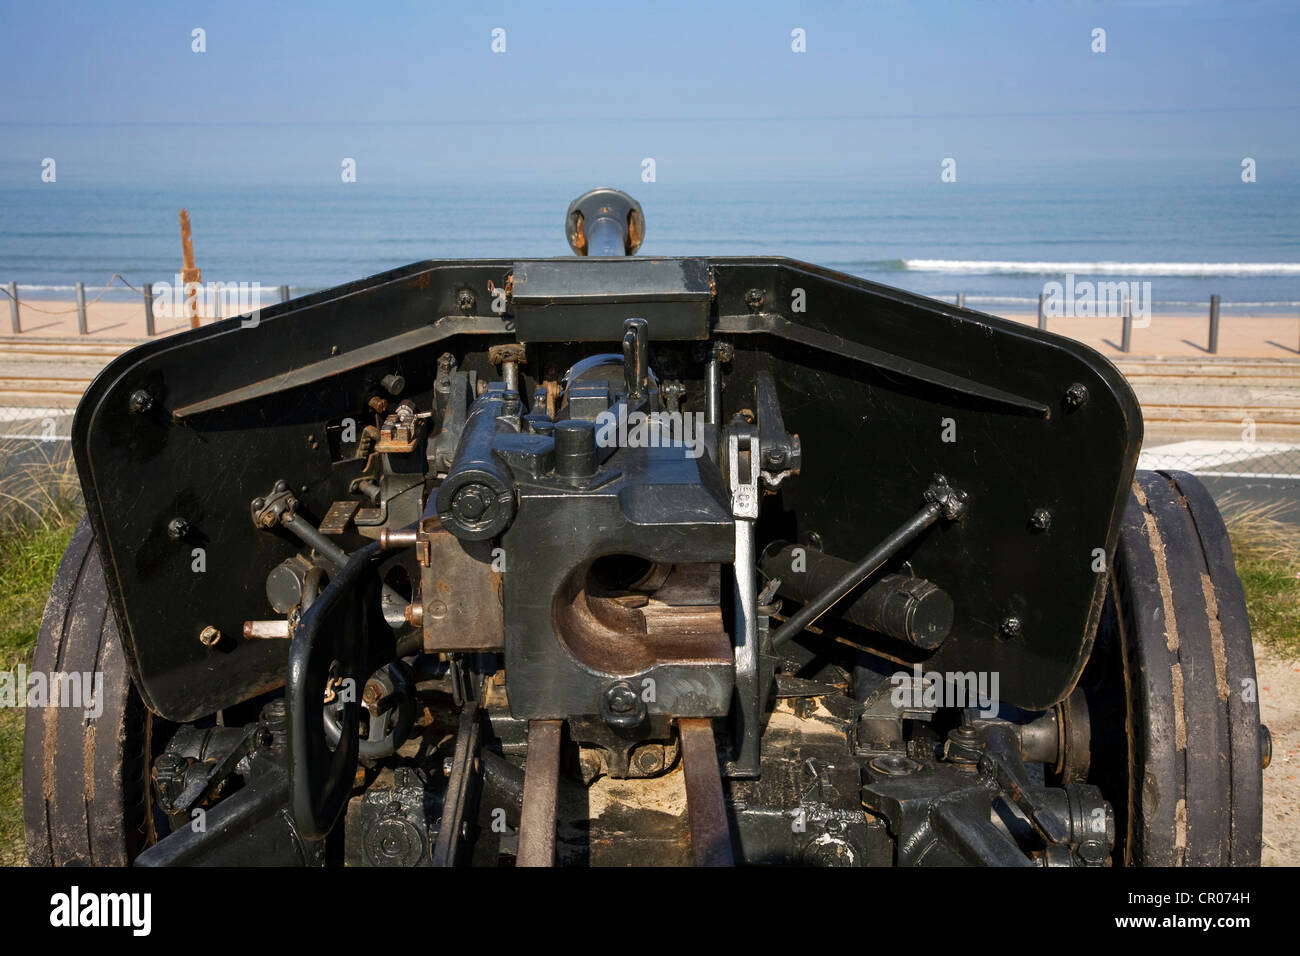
[0,280,1297,481]
[2,276,293,336]
[950,291,1300,355]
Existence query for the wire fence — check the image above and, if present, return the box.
[1137,441,1300,479]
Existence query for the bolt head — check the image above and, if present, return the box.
[634,745,664,774]
[1064,383,1090,409]
[998,616,1023,640]
[452,485,491,521]
[1030,508,1052,532]
[199,626,222,647]
[607,685,638,714]
[128,389,153,414]
[167,517,191,540]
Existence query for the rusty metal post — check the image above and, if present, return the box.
[1121,295,1133,353]
[143,283,156,336]
[1037,292,1046,331]
[516,719,562,867]
[75,281,87,335]
[679,717,734,866]
[1208,294,1220,354]
[180,209,201,329]
[7,281,19,333]
[280,284,290,303]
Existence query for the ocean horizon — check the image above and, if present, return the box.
[3,161,1298,311]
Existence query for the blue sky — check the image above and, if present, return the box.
[1,0,1298,184]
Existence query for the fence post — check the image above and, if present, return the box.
[1121,295,1133,353]
[1037,292,1046,330]
[955,292,965,309]
[143,282,156,336]
[75,281,88,335]
[280,284,291,303]
[1208,294,1220,354]
[7,281,19,334]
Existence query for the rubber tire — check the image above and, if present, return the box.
[1089,470,1263,866]
[23,516,155,866]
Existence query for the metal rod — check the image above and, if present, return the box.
[705,354,722,426]
[1121,297,1133,353]
[726,456,761,778]
[279,284,291,303]
[143,282,155,336]
[243,620,290,639]
[585,216,625,257]
[770,500,944,649]
[622,317,648,400]
[431,703,482,867]
[956,292,965,309]
[1209,294,1220,354]
[1037,292,1046,331]
[679,717,734,866]
[282,512,350,568]
[75,281,87,334]
[7,281,19,333]
[516,719,562,867]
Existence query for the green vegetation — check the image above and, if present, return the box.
[1220,495,1300,658]
[0,438,81,866]
[0,518,77,866]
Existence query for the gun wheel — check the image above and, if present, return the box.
[1083,470,1264,866]
[23,517,159,866]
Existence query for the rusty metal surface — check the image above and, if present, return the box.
[418,519,503,652]
[678,717,734,866]
[319,499,360,536]
[517,719,562,867]
[179,208,201,329]
[553,562,730,675]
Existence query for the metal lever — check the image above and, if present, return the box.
[622,317,649,401]
[770,476,967,649]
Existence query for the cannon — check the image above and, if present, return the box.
[24,188,1269,867]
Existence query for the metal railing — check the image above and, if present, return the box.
[2,276,293,336]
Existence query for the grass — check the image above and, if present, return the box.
[1219,494,1300,658]
[0,438,82,866]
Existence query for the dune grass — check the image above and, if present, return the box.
[1217,493,1300,658]
[0,438,82,866]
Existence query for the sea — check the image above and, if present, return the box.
[2,162,1298,313]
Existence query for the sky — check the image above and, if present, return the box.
[0,0,1298,185]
